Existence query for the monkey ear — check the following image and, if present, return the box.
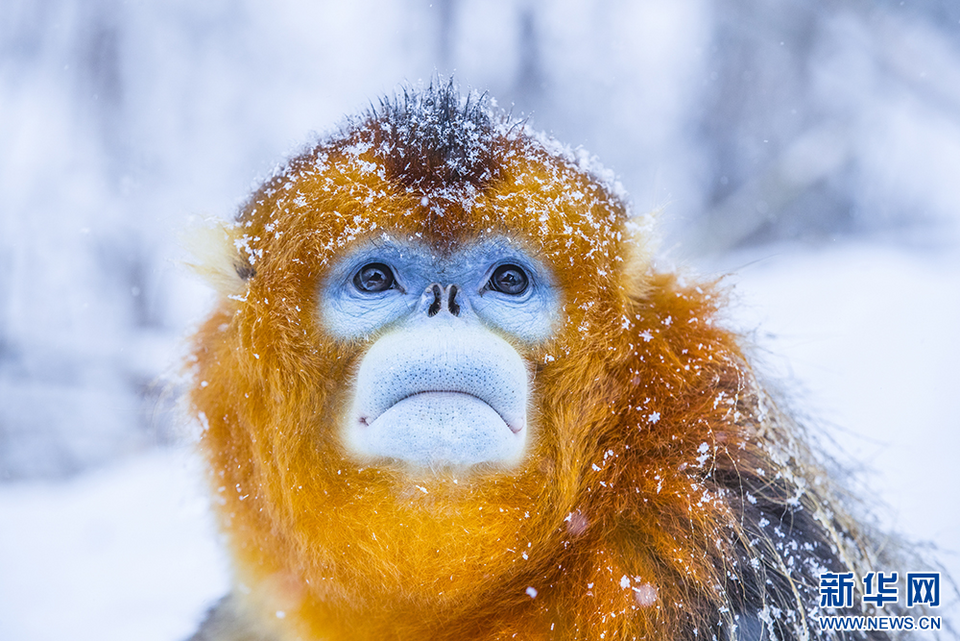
[621,211,659,296]
[181,218,252,298]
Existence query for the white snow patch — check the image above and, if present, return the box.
[0,449,229,641]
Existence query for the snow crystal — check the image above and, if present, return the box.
[632,583,659,607]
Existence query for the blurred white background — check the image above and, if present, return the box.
[1,1,958,639]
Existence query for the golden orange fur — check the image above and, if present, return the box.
[188,83,899,641]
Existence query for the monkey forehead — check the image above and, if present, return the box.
[250,135,628,242]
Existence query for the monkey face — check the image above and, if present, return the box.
[320,239,559,468]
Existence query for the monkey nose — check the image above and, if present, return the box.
[421,283,462,318]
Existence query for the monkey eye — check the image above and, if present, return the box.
[486,264,529,295]
[353,263,396,293]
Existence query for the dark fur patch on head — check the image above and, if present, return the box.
[368,80,505,192]
[235,262,256,281]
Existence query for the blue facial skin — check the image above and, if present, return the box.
[320,237,560,344]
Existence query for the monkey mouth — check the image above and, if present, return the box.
[343,328,529,469]
[351,391,525,468]
[359,390,525,434]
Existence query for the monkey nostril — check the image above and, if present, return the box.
[427,284,442,317]
[448,285,460,317]
[425,283,462,317]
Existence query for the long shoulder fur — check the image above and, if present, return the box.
[603,272,906,640]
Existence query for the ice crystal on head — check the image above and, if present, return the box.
[344,141,373,157]
[526,127,631,210]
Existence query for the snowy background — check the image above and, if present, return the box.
[1,1,958,639]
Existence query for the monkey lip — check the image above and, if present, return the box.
[350,390,525,468]
[360,390,525,434]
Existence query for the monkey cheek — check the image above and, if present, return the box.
[345,392,526,468]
